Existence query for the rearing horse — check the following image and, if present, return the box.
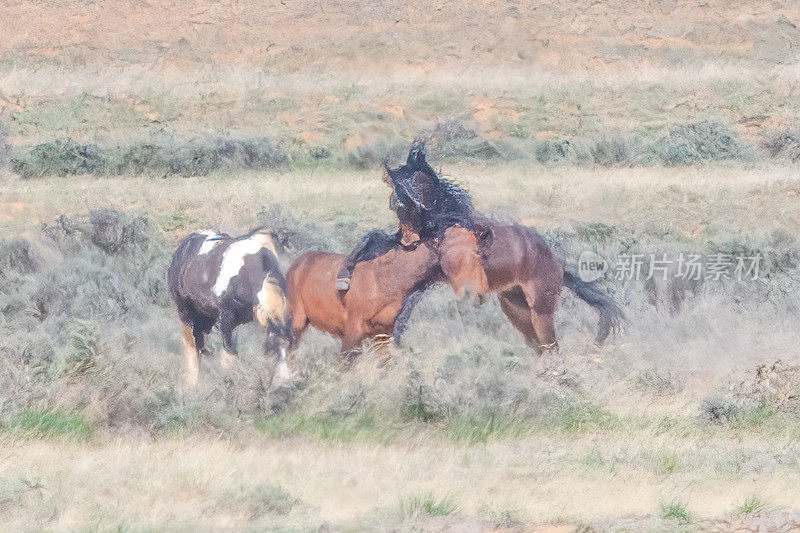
[441,223,622,352]
[378,142,622,352]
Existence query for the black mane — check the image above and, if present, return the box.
[385,141,484,238]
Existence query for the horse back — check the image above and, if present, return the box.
[169,230,288,327]
[287,251,349,333]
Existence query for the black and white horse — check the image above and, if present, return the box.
[168,228,291,385]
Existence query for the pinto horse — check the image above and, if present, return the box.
[168,228,291,384]
[286,237,450,357]
[441,223,622,352]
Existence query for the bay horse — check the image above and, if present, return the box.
[167,228,291,385]
[286,238,447,358]
[440,223,622,352]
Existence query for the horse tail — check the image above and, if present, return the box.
[256,249,290,330]
[255,275,289,328]
[562,268,623,344]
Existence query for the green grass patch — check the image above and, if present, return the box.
[445,413,528,445]
[4,409,95,441]
[222,483,299,519]
[254,411,392,442]
[657,453,679,474]
[732,494,772,516]
[659,499,692,523]
[731,402,776,429]
[549,397,621,432]
[399,493,457,518]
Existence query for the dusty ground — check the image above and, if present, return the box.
[4,0,799,71]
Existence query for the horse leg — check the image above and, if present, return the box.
[498,288,539,348]
[181,321,201,385]
[275,345,291,381]
[521,281,560,354]
[264,333,292,384]
[341,324,366,364]
[290,303,309,345]
[441,227,489,307]
[391,289,425,346]
[218,310,240,369]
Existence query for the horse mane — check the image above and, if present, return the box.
[241,226,277,239]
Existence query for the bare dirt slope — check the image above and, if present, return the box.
[3,0,799,71]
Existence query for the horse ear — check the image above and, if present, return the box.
[382,159,394,185]
[406,140,427,167]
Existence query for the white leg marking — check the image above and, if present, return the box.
[277,347,291,381]
[181,324,200,386]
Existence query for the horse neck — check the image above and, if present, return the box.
[384,241,441,293]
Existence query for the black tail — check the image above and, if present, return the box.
[563,268,623,344]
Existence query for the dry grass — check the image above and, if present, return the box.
[1,430,799,531]
[1,164,798,530]
[2,1,800,530]
[3,163,799,238]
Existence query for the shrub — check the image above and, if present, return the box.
[0,238,40,276]
[86,208,153,255]
[113,142,169,175]
[0,123,10,168]
[762,129,800,162]
[161,137,289,176]
[423,119,479,157]
[62,321,103,378]
[534,139,575,164]
[12,139,107,179]
[33,252,146,321]
[588,134,649,167]
[653,121,749,165]
[700,397,738,424]
[401,371,442,423]
[257,202,362,253]
[345,141,391,169]
[43,205,165,254]
[440,137,503,160]
[11,136,290,178]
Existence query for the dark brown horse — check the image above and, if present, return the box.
[441,223,622,352]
